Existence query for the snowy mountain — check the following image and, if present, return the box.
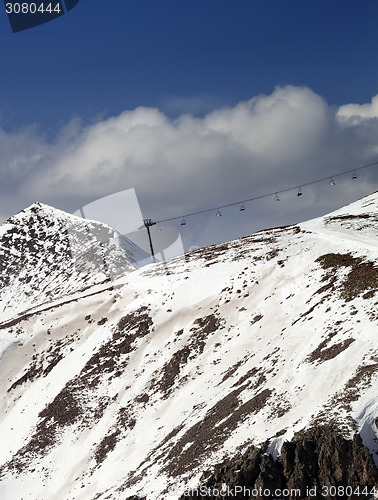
[0,202,141,322]
[0,193,377,499]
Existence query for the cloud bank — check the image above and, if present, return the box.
[1,85,378,248]
[337,95,378,125]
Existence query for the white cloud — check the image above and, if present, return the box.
[336,95,378,125]
[204,86,329,162]
[0,85,377,250]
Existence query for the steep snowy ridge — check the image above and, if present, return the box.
[0,194,377,499]
[0,202,138,323]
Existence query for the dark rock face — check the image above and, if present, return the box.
[181,426,378,499]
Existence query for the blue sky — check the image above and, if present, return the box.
[2,1,378,128]
[1,0,378,251]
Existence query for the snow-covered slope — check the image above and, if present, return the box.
[0,202,138,322]
[0,194,377,499]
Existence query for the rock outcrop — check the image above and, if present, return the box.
[182,425,378,499]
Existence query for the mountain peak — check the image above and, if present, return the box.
[0,201,137,321]
[7,201,74,223]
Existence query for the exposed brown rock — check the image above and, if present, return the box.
[315,253,378,301]
[181,425,378,499]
